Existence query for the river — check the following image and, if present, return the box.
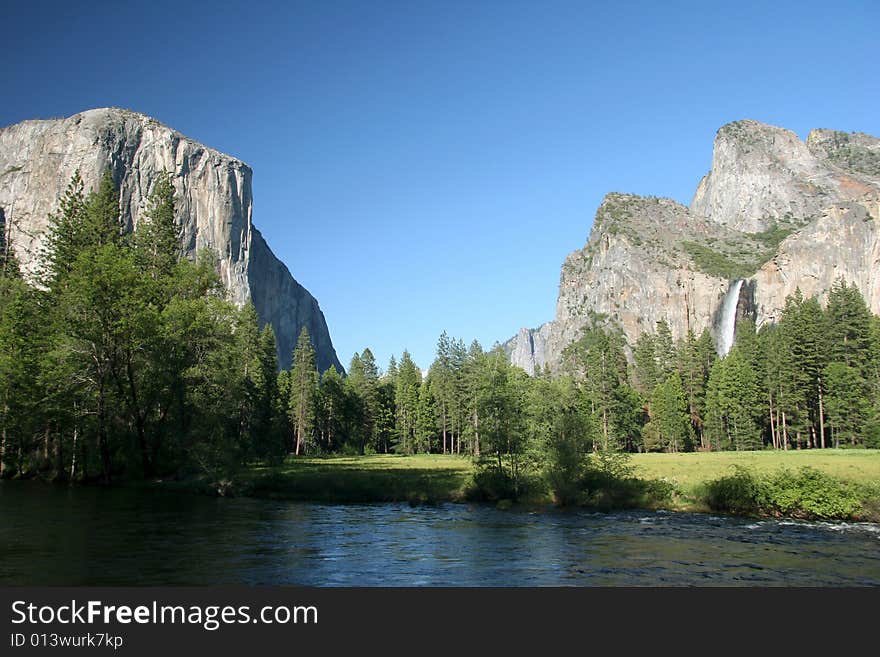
[1,481,878,586]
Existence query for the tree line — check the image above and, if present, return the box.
[631,283,880,453]
[2,171,879,489]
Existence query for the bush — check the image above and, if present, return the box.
[760,467,862,520]
[702,466,867,520]
[471,467,518,502]
[579,452,673,510]
[701,466,762,515]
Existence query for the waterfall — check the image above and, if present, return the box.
[717,279,744,357]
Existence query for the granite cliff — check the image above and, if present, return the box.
[0,108,342,372]
[508,120,880,372]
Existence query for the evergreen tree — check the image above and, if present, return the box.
[135,171,179,288]
[463,340,485,456]
[705,347,762,450]
[431,331,454,454]
[563,326,628,451]
[252,324,280,459]
[0,208,20,279]
[826,278,874,373]
[375,378,396,454]
[275,369,293,453]
[393,351,421,454]
[633,332,658,395]
[654,320,676,380]
[475,346,528,496]
[318,366,345,451]
[676,329,714,449]
[0,285,46,477]
[289,327,318,456]
[759,323,789,449]
[44,171,88,286]
[823,362,868,447]
[780,290,828,448]
[645,374,691,452]
[415,377,437,453]
[85,170,123,247]
[356,348,380,452]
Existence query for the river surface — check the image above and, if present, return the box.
[1,481,878,586]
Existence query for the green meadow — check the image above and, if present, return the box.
[193,449,880,520]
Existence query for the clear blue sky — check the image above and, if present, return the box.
[4,0,879,371]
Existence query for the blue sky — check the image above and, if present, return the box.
[5,0,879,371]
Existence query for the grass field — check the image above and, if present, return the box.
[630,450,880,493]
[230,450,880,513]
[240,454,474,503]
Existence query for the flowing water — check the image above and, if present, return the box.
[1,481,878,586]
[717,278,744,357]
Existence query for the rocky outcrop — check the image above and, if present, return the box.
[752,201,880,325]
[506,120,880,374]
[690,120,879,233]
[502,323,552,376]
[806,129,880,178]
[0,108,342,372]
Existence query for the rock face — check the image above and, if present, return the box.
[507,119,880,373]
[502,323,552,376]
[0,108,342,372]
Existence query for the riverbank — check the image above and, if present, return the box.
[162,450,880,521]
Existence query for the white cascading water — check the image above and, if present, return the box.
[717,279,744,357]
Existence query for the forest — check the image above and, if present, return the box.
[1,172,879,496]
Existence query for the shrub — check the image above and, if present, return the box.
[759,467,862,520]
[701,466,762,515]
[702,466,868,520]
[579,451,673,510]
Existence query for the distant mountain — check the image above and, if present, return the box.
[507,120,880,372]
[0,108,342,372]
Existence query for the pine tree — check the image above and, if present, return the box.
[135,171,179,287]
[654,320,676,380]
[563,326,628,451]
[415,378,436,453]
[393,351,421,454]
[0,286,46,478]
[431,331,454,454]
[318,366,345,451]
[780,290,828,448]
[823,362,867,447]
[85,170,123,247]
[826,278,873,373]
[646,374,691,452]
[351,348,379,453]
[44,171,88,286]
[705,347,761,450]
[275,369,293,453]
[633,332,659,395]
[676,329,713,449]
[252,324,279,459]
[463,340,485,456]
[0,208,20,280]
[759,323,787,449]
[289,327,318,456]
[475,346,527,495]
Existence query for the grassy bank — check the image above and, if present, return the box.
[630,450,880,516]
[175,450,880,520]
[630,450,880,488]
[234,454,474,504]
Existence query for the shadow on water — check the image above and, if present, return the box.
[1,480,878,586]
[247,464,469,503]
